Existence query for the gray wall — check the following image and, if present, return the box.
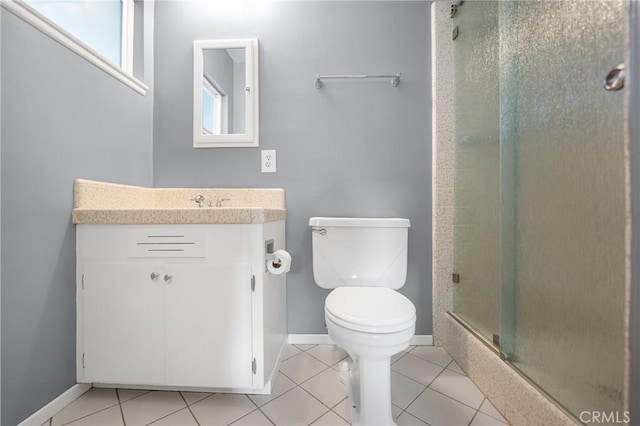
[153,1,432,335]
[0,5,154,424]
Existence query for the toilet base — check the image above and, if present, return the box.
[339,356,396,426]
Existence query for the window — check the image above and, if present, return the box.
[25,0,133,72]
[2,0,146,94]
[202,78,227,135]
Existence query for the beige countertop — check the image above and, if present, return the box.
[72,179,286,225]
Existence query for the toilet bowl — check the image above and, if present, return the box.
[326,287,416,426]
[309,217,416,426]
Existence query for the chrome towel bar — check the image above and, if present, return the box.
[315,73,401,89]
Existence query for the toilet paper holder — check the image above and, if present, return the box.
[264,239,282,269]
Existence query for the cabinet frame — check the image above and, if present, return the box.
[76,222,287,394]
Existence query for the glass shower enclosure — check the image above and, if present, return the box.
[452,1,627,420]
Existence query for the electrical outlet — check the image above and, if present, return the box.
[261,150,276,173]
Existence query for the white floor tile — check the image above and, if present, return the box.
[149,408,198,425]
[410,346,453,368]
[392,353,445,386]
[406,388,477,426]
[293,344,317,351]
[479,398,507,423]
[190,394,256,425]
[230,409,274,425]
[471,411,508,426]
[301,367,347,407]
[429,369,485,409]
[306,345,349,366]
[248,372,296,407]
[117,389,150,404]
[392,404,403,419]
[279,352,328,384]
[311,410,349,425]
[65,405,124,426]
[52,388,119,426]
[447,360,466,376]
[260,387,329,426]
[181,391,213,406]
[332,398,351,423]
[40,346,507,426]
[121,391,187,425]
[391,371,427,409]
[282,344,302,361]
[396,410,429,425]
[391,351,409,365]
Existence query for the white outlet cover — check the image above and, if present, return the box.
[261,150,276,173]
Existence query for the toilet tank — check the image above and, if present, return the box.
[309,217,410,289]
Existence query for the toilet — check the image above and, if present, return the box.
[309,217,416,426]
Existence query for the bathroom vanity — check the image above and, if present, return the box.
[73,179,287,394]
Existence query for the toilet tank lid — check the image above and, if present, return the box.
[309,217,410,228]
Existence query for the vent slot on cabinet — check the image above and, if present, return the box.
[127,229,207,258]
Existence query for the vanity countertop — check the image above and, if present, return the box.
[72,179,286,224]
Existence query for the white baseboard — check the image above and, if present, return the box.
[18,383,91,426]
[410,335,434,346]
[288,334,433,346]
[288,334,335,345]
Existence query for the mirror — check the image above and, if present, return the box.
[193,39,259,148]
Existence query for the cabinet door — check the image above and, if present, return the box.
[83,263,165,385]
[164,264,253,388]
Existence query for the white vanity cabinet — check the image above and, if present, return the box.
[76,222,286,394]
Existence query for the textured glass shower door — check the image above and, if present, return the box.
[499,1,627,418]
[452,0,628,420]
[452,1,501,342]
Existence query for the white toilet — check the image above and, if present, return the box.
[309,217,416,426]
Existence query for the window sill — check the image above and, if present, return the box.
[2,0,148,96]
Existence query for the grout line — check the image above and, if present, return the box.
[178,392,200,426]
[443,360,467,377]
[298,385,342,413]
[330,397,350,423]
[398,361,451,424]
[306,408,332,426]
[426,386,484,412]
[468,406,481,426]
[60,405,121,425]
[292,344,318,352]
[57,398,122,425]
[391,362,443,388]
[118,388,153,404]
[256,406,277,426]
[244,392,276,425]
[143,405,192,426]
[391,346,416,364]
[116,389,127,425]
[304,349,349,368]
[276,366,352,423]
[226,407,264,426]
[475,398,508,424]
[180,391,213,407]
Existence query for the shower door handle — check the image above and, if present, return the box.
[604,64,625,91]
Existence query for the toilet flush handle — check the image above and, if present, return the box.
[312,228,327,236]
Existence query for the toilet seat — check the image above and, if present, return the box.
[325,287,416,334]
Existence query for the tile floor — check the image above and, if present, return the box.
[41,345,509,426]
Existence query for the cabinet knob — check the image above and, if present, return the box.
[150,272,160,280]
[164,274,173,282]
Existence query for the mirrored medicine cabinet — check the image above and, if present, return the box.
[193,39,259,148]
